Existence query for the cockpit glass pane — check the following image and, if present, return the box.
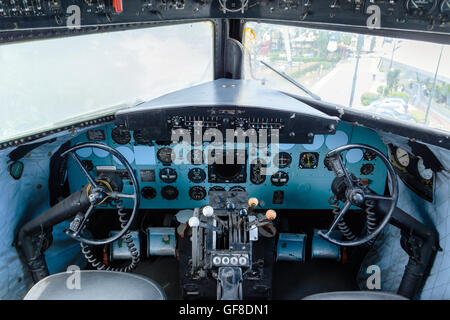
[0,21,214,142]
[243,22,450,133]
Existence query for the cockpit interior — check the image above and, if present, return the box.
[0,0,449,302]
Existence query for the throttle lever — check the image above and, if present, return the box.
[188,216,223,234]
[202,205,227,229]
[247,209,277,230]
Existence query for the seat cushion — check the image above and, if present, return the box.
[303,291,407,300]
[24,270,167,300]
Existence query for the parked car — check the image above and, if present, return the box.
[368,98,414,122]
[381,97,409,112]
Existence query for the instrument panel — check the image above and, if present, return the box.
[0,0,449,40]
[67,121,388,210]
[390,144,435,201]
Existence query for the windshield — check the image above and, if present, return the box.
[243,22,450,133]
[0,21,214,142]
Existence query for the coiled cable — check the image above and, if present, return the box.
[365,199,377,246]
[329,195,379,246]
[81,199,140,272]
[329,196,357,241]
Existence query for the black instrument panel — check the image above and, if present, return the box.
[0,0,449,45]
[116,105,338,145]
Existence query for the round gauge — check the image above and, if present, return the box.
[441,0,450,13]
[417,157,433,180]
[250,159,267,185]
[82,160,94,171]
[111,128,131,145]
[209,186,225,194]
[360,163,375,175]
[157,147,174,164]
[133,129,151,145]
[189,149,203,165]
[395,147,410,167]
[270,171,289,186]
[363,150,377,161]
[274,152,292,168]
[189,186,207,201]
[161,186,178,200]
[188,168,206,183]
[299,152,319,169]
[159,168,177,183]
[229,186,246,192]
[141,186,156,199]
[406,0,438,14]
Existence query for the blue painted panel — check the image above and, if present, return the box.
[68,122,387,210]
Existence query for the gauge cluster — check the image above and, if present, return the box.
[67,121,388,210]
[401,0,450,27]
[406,0,450,18]
[390,144,434,201]
[266,0,450,31]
